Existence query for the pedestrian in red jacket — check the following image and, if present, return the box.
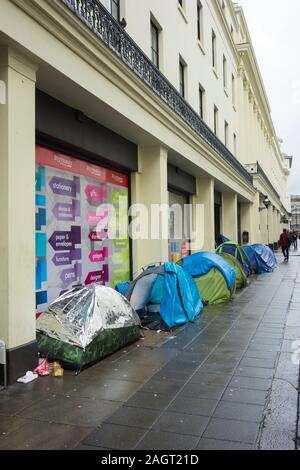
[280,229,290,261]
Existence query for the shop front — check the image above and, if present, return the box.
[168,165,196,263]
[35,91,137,314]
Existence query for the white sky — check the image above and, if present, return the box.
[238,0,300,195]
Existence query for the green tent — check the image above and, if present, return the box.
[217,253,247,289]
[216,242,251,277]
[178,252,237,305]
[193,267,235,305]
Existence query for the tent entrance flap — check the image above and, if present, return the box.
[122,263,203,330]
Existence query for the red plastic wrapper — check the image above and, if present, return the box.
[33,359,51,377]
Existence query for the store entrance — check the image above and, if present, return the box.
[168,189,191,263]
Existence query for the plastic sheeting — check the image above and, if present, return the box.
[244,244,277,274]
[36,284,141,349]
[180,252,236,289]
[216,235,231,247]
[243,246,258,273]
[124,263,203,330]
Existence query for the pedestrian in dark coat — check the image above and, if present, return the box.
[280,229,290,261]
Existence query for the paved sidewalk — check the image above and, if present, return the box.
[0,255,299,450]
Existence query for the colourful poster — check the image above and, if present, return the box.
[35,146,130,314]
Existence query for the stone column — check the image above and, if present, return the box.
[131,146,169,273]
[267,205,274,248]
[191,177,215,252]
[240,197,260,246]
[0,47,37,383]
[260,207,268,245]
[222,192,238,243]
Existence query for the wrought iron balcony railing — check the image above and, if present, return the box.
[62,0,253,185]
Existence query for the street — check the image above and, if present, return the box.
[0,254,299,451]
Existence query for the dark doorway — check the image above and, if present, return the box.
[237,202,242,245]
[214,191,222,244]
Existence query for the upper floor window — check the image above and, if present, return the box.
[222,0,226,15]
[224,121,229,147]
[100,0,120,21]
[151,21,159,68]
[223,55,227,90]
[199,84,205,120]
[212,30,217,69]
[179,59,186,98]
[214,105,219,135]
[232,74,236,106]
[197,1,203,43]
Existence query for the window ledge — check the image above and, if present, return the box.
[213,68,219,79]
[178,4,188,24]
[197,40,205,55]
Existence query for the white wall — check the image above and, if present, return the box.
[122,0,238,153]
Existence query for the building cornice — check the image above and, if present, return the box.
[245,162,290,215]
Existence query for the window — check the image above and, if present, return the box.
[223,55,227,89]
[224,121,229,147]
[199,85,205,120]
[214,106,218,135]
[197,1,203,43]
[151,21,159,68]
[222,1,226,14]
[212,30,217,69]
[233,133,237,155]
[111,0,120,21]
[100,0,120,21]
[179,60,185,98]
[232,74,236,106]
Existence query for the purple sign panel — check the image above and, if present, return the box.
[53,200,81,222]
[49,176,80,198]
[48,226,81,252]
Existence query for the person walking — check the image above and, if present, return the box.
[280,229,291,261]
[292,231,298,251]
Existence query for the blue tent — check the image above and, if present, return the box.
[216,234,231,247]
[243,246,258,273]
[244,244,277,274]
[117,263,203,330]
[180,252,236,290]
[179,252,237,305]
[116,282,131,297]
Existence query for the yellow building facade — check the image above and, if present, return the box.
[0,0,291,381]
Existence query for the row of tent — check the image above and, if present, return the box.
[116,241,277,330]
[36,241,276,372]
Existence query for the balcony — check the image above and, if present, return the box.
[62,0,253,185]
